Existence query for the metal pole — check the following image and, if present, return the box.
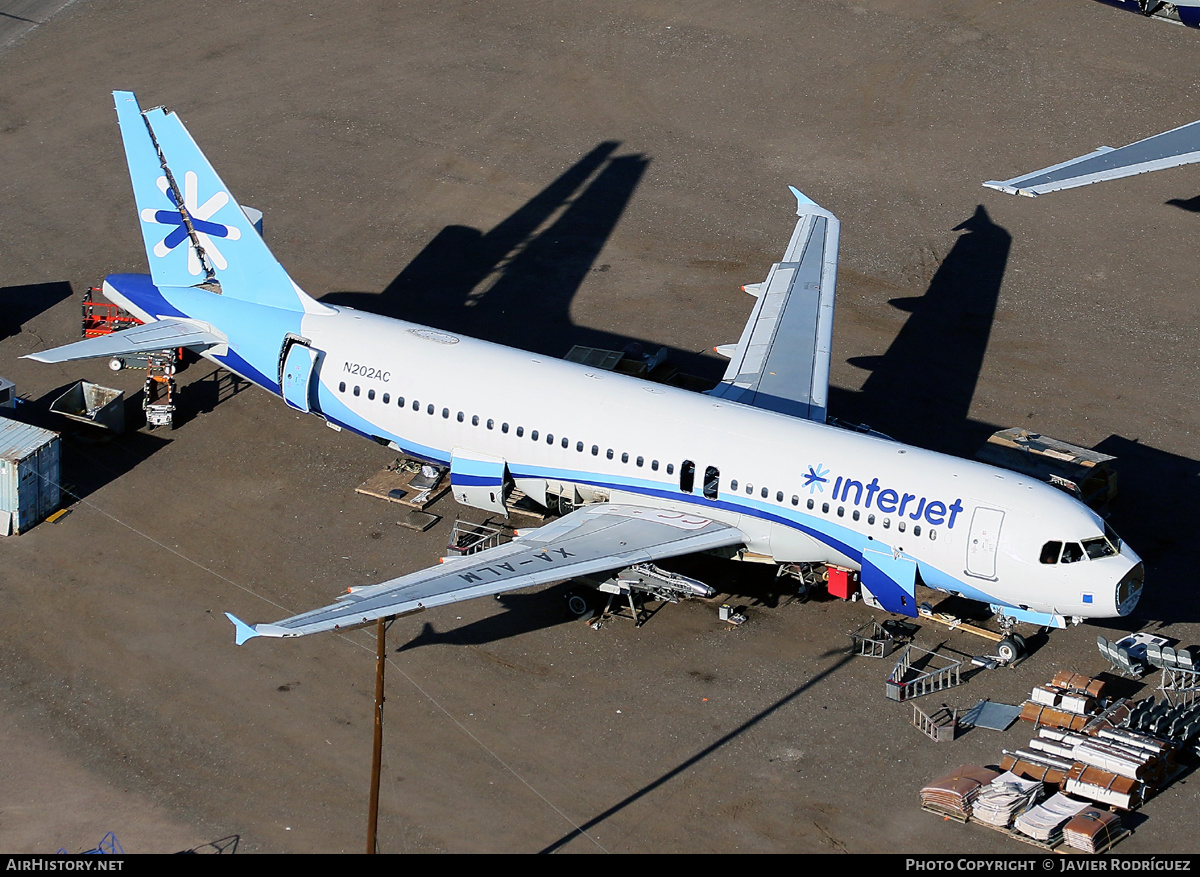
[367,617,386,853]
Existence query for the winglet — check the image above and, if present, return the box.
[789,185,817,210]
[225,612,261,646]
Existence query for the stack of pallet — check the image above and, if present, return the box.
[1019,671,1106,731]
[1061,807,1126,853]
[919,765,1000,819]
[971,772,1043,827]
[1013,792,1090,843]
[1002,723,1177,809]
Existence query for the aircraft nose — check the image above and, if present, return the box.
[1115,561,1144,617]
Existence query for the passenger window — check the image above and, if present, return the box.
[761,487,768,499]
[637,456,644,467]
[807,499,814,510]
[397,396,405,407]
[776,491,783,502]
[502,423,509,433]
[442,408,449,418]
[592,445,599,456]
[704,466,719,499]
[746,484,753,495]
[606,449,614,460]
[621,452,629,464]
[791,496,798,506]
[930,529,937,541]
[531,430,539,441]
[731,480,739,492]
[822,503,829,514]
[472,415,479,426]
[898,520,906,533]
[412,400,419,410]
[577,441,583,452]
[680,460,695,493]
[868,514,875,525]
[852,510,860,521]
[456,411,464,422]
[837,507,844,517]
[427,404,434,415]
[1062,542,1084,564]
[914,525,921,537]
[487,419,494,430]
[667,463,674,475]
[546,434,553,444]
[353,386,361,396]
[382,393,390,404]
[368,389,376,400]
[516,427,524,437]
[652,460,659,471]
[883,518,890,529]
[338,382,346,393]
[1040,541,1062,564]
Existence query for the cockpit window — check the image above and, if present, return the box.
[1040,541,1062,564]
[1104,522,1122,553]
[1061,542,1084,564]
[1083,536,1117,560]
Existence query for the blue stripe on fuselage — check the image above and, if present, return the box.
[104,274,302,393]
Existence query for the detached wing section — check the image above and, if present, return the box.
[23,318,224,364]
[984,119,1200,197]
[227,504,744,643]
[707,187,839,422]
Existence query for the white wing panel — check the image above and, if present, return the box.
[984,119,1200,197]
[228,503,744,642]
[708,188,838,422]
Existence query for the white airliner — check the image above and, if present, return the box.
[28,93,1145,655]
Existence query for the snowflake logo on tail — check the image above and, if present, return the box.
[141,171,241,275]
[803,463,830,494]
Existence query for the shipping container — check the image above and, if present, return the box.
[0,419,61,535]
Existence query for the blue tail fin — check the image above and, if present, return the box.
[113,91,318,312]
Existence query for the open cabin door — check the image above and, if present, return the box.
[281,340,323,414]
[860,544,918,617]
[450,448,511,516]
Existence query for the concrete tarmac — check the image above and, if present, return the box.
[2,0,1200,854]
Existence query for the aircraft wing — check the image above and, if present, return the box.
[984,119,1200,197]
[22,318,225,364]
[226,503,745,643]
[707,187,839,422]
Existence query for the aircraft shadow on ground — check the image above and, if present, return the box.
[322,141,724,383]
[394,582,582,652]
[0,281,74,343]
[1166,195,1200,213]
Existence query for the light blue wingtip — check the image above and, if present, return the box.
[225,612,261,646]
[789,185,817,210]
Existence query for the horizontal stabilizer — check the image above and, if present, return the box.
[229,503,744,641]
[23,318,224,364]
[984,119,1200,196]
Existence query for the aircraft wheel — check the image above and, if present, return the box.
[108,358,124,371]
[997,635,1025,663]
[566,593,590,617]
